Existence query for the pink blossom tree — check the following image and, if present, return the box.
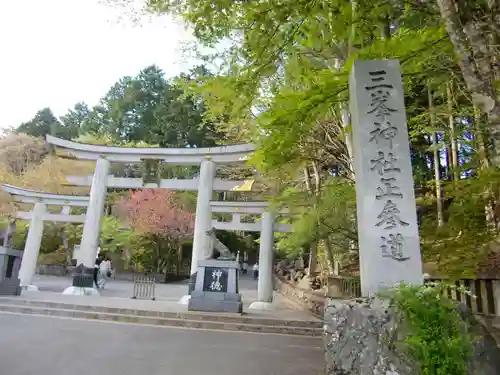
[115,189,195,273]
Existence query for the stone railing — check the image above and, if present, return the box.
[325,276,362,298]
[273,275,325,317]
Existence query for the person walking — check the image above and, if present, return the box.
[242,261,248,275]
[252,262,259,280]
[94,254,104,288]
[98,256,112,289]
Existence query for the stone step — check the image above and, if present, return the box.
[0,299,323,337]
[0,304,322,336]
[0,297,322,329]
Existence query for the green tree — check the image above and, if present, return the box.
[17,107,62,138]
[133,0,500,277]
[59,102,92,140]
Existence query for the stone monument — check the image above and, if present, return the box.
[62,263,99,296]
[188,228,242,313]
[349,59,422,296]
[0,246,22,296]
[188,259,243,313]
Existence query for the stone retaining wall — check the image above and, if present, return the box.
[323,297,500,375]
[273,275,325,317]
[36,264,68,276]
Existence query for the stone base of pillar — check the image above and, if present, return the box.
[62,286,99,296]
[248,301,277,311]
[179,295,191,305]
[21,285,39,292]
[188,272,197,294]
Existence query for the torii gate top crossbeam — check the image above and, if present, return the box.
[63,175,255,192]
[46,135,256,164]
[2,184,90,207]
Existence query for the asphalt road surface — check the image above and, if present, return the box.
[0,313,324,375]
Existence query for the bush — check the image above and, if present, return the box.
[381,283,473,375]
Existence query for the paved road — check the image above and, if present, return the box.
[0,314,324,375]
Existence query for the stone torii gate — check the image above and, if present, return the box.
[2,184,89,291]
[46,135,255,273]
[46,135,291,309]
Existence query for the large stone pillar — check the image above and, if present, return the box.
[249,211,275,310]
[79,157,109,268]
[350,60,422,296]
[18,202,46,290]
[181,157,216,303]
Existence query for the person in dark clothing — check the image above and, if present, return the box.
[94,254,104,288]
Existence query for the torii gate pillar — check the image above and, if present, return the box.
[18,202,46,291]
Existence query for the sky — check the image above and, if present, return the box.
[0,0,194,129]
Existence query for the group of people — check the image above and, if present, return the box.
[93,254,113,289]
[240,261,259,280]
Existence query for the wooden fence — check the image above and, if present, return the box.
[325,276,500,317]
[426,278,500,316]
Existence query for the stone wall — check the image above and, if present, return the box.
[323,297,500,375]
[36,264,68,276]
[273,275,325,317]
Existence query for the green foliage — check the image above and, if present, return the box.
[138,0,500,277]
[420,168,500,277]
[72,65,223,147]
[59,102,91,140]
[215,229,258,258]
[275,178,356,257]
[15,64,223,149]
[16,108,61,138]
[381,283,472,375]
[99,216,133,254]
[127,233,178,273]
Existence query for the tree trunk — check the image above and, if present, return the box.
[62,228,71,266]
[154,237,161,273]
[433,133,444,227]
[474,106,491,169]
[303,167,318,276]
[311,161,321,194]
[437,0,500,164]
[321,238,337,275]
[307,243,317,276]
[429,86,444,227]
[177,244,183,277]
[303,167,312,193]
[447,82,460,181]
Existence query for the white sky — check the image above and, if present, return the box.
[0,0,194,129]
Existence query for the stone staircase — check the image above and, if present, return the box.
[0,297,323,337]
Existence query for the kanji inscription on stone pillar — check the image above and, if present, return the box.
[349,60,422,296]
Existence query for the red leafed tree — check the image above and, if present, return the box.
[115,188,195,241]
[115,189,195,274]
